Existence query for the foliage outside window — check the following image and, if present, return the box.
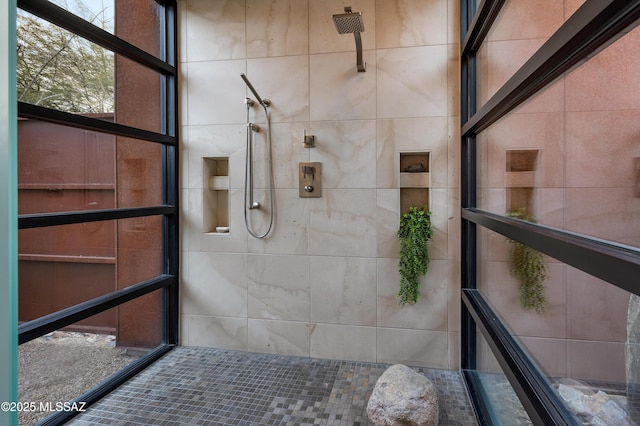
[16,3,114,114]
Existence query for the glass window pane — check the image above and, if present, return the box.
[476,0,587,109]
[18,119,162,214]
[18,290,162,426]
[477,227,638,422]
[474,333,534,425]
[17,10,114,114]
[114,54,162,132]
[47,0,162,59]
[477,25,640,249]
[49,0,114,33]
[17,11,163,134]
[18,216,163,321]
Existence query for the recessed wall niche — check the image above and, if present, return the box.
[203,157,229,234]
[506,149,539,214]
[399,152,430,213]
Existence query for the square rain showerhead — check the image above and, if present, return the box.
[332,11,365,34]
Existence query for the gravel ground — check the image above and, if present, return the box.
[18,331,139,426]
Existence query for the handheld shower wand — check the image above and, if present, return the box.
[241,73,271,107]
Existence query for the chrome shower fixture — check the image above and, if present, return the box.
[240,73,270,107]
[332,7,366,72]
[240,73,275,239]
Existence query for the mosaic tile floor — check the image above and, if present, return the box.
[67,347,478,426]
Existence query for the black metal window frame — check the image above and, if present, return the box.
[460,0,640,424]
[15,1,179,424]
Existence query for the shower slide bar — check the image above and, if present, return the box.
[241,73,275,239]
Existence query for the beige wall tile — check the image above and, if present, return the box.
[430,189,449,260]
[309,189,377,257]
[310,256,377,326]
[309,51,377,121]
[186,60,246,126]
[309,120,376,189]
[246,56,309,123]
[377,117,448,189]
[246,0,308,58]
[178,0,188,64]
[447,189,460,261]
[184,0,246,62]
[376,189,400,258]
[248,319,310,356]
[185,314,248,350]
[248,254,310,321]
[266,122,311,190]
[448,331,460,370]
[377,328,449,368]
[375,0,447,49]
[310,323,376,362]
[377,258,449,331]
[377,46,448,119]
[447,0,459,45]
[247,189,309,255]
[185,124,245,190]
[182,252,248,317]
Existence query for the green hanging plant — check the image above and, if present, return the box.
[507,209,548,314]
[397,207,433,306]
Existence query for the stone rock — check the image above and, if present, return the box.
[627,294,640,423]
[558,384,632,426]
[366,364,439,426]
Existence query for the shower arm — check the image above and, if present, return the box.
[332,7,366,73]
[353,32,365,72]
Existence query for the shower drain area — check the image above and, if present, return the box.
[68,347,477,425]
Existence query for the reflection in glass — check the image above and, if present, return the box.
[476,0,587,109]
[477,24,640,250]
[18,290,162,426]
[477,223,638,423]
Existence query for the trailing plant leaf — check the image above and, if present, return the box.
[397,207,433,306]
[507,209,547,314]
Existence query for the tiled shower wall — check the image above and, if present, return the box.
[178,0,460,368]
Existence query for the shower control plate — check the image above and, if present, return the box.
[299,162,321,198]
